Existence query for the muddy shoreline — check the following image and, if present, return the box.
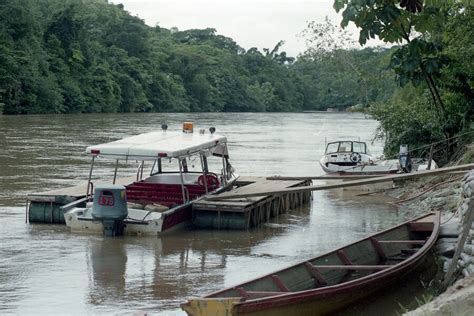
[378,147,474,315]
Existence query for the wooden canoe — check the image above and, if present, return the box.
[181,212,440,316]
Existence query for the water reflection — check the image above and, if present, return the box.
[85,205,310,309]
[89,238,128,303]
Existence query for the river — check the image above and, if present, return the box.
[0,112,429,315]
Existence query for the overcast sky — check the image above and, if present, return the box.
[109,0,357,57]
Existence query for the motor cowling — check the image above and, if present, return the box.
[398,144,412,173]
[92,185,128,236]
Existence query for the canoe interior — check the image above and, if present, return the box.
[208,214,436,299]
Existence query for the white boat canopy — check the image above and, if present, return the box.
[86,131,228,160]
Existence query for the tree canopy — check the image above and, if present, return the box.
[0,0,397,114]
[334,0,473,156]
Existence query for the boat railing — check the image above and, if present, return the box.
[59,196,90,213]
[136,161,145,181]
[86,181,94,201]
[183,186,190,202]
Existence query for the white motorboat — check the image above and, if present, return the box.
[319,140,436,175]
[64,122,238,236]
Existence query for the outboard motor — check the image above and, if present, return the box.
[92,185,128,237]
[398,144,412,173]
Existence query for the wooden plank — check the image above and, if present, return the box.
[239,291,286,298]
[235,287,248,298]
[193,178,310,214]
[194,198,261,207]
[271,275,289,292]
[377,240,426,244]
[337,250,353,265]
[206,164,474,200]
[25,195,57,203]
[59,196,89,212]
[304,262,327,286]
[28,176,136,200]
[370,238,387,261]
[267,171,466,181]
[312,265,391,270]
[267,175,383,180]
[211,178,306,199]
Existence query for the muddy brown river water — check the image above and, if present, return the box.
[0,112,432,315]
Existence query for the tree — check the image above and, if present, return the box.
[298,18,397,109]
[333,0,457,138]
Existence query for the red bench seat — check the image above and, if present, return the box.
[125,181,212,205]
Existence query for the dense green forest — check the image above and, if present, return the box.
[0,0,472,161]
[0,0,397,114]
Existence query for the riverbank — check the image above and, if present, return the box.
[381,144,474,314]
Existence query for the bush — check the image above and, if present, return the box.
[369,86,444,159]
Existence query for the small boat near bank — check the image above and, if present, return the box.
[63,123,239,236]
[320,140,437,175]
[181,212,440,316]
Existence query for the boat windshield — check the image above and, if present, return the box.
[326,142,340,154]
[352,141,367,154]
[326,141,368,154]
[338,141,352,152]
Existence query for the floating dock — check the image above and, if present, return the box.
[26,177,136,224]
[192,176,312,229]
[27,176,312,228]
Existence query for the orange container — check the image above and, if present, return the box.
[183,121,194,133]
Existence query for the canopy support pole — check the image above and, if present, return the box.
[178,159,187,202]
[86,156,95,199]
[221,155,226,186]
[201,155,209,194]
[113,159,119,184]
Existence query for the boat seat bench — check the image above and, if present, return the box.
[311,265,392,270]
[377,240,426,244]
[234,288,284,299]
[370,237,425,262]
[126,185,207,194]
[127,181,216,192]
[125,181,215,205]
[271,275,290,292]
[304,262,328,286]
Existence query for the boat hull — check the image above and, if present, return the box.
[320,159,400,176]
[182,212,440,316]
[319,158,437,176]
[231,254,430,315]
[65,204,193,236]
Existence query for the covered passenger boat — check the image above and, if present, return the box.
[181,212,440,316]
[64,123,238,236]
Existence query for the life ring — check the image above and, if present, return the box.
[198,173,220,188]
[350,152,362,163]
